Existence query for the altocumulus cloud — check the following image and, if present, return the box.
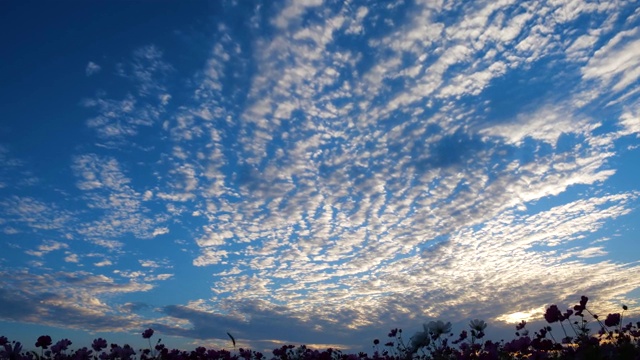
[1,0,640,352]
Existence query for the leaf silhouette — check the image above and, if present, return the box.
[227,332,236,348]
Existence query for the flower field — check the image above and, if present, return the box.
[2,296,639,360]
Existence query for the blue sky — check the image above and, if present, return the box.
[1,0,640,354]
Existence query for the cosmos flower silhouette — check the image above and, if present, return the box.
[427,320,452,338]
[35,335,52,349]
[605,313,621,327]
[544,304,562,323]
[142,329,154,339]
[91,338,107,352]
[409,327,430,353]
[469,319,487,332]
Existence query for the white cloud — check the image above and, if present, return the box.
[65,253,80,263]
[160,93,171,105]
[273,0,324,29]
[129,45,173,96]
[143,190,153,200]
[344,6,368,35]
[152,227,170,237]
[25,240,69,257]
[3,227,19,234]
[145,273,174,281]
[91,239,123,251]
[582,28,640,92]
[618,106,640,137]
[139,259,160,268]
[565,31,601,61]
[86,61,101,76]
[94,259,113,267]
[480,104,592,146]
[193,248,228,266]
[72,154,169,240]
[0,196,74,230]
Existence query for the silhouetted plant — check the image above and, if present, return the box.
[1,296,638,360]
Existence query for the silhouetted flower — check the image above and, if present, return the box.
[537,328,548,339]
[504,337,531,353]
[469,319,487,332]
[114,344,136,360]
[239,348,252,360]
[142,329,154,339]
[452,330,467,344]
[92,338,107,352]
[580,296,588,306]
[73,347,93,360]
[51,339,72,354]
[605,313,621,327]
[427,320,452,338]
[4,294,640,360]
[574,296,589,316]
[35,335,52,349]
[410,329,430,353]
[563,309,573,319]
[544,305,562,323]
[4,341,23,359]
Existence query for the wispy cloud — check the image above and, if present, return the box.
[582,27,640,92]
[25,240,69,257]
[86,61,101,76]
[0,196,74,231]
[0,269,153,331]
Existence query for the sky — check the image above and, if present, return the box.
[1,0,640,354]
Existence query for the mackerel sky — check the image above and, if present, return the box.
[1,0,640,353]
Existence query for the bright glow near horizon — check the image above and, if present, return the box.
[1,0,640,353]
